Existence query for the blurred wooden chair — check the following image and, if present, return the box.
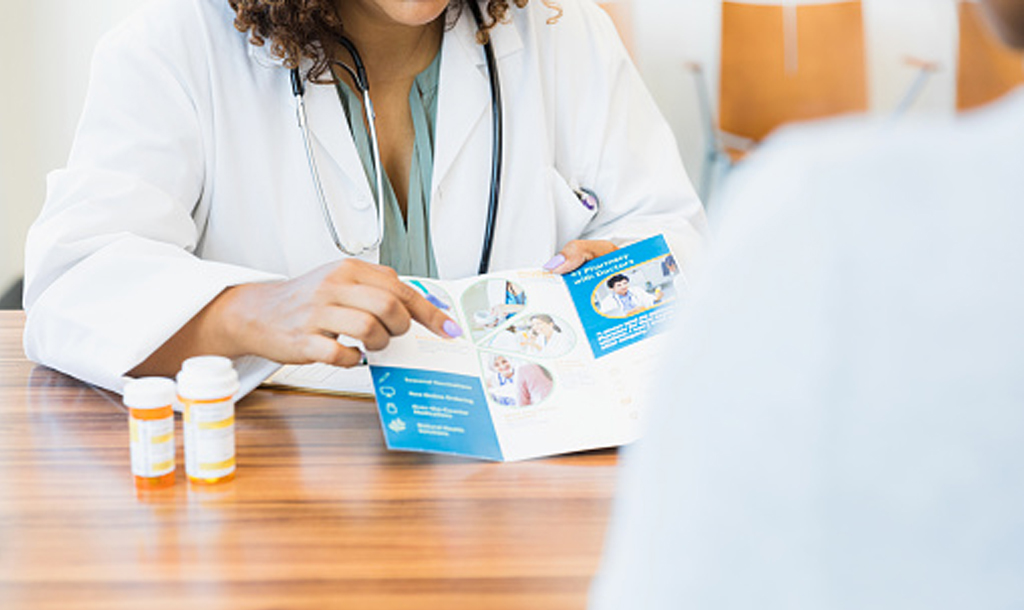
[689,1,933,201]
[957,0,1024,111]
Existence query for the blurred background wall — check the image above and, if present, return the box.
[633,0,960,190]
[0,0,149,305]
[0,0,992,306]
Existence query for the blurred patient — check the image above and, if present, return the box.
[590,1,1024,608]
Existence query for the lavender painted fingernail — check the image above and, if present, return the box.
[543,254,566,271]
[443,319,463,338]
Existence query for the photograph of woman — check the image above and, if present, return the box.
[523,314,574,358]
[516,362,553,406]
[485,354,518,406]
[483,353,553,407]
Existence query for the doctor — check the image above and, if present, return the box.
[598,273,660,317]
[23,0,706,395]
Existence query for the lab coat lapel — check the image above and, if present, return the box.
[433,11,523,197]
[302,76,376,203]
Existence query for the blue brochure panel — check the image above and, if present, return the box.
[370,366,504,461]
[564,235,680,359]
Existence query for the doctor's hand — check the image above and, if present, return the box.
[543,239,617,274]
[129,260,462,379]
[221,260,463,367]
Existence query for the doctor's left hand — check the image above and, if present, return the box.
[543,239,617,274]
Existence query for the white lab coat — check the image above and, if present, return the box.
[598,286,657,317]
[23,0,705,395]
[589,90,1024,609]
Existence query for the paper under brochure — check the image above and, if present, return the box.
[367,235,683,461]
[263,361,374,397]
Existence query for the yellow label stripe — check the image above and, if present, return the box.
[152,433,174,444]
[199,457,236,471]
[197,416,234,431]
[179,396,233,406]
[152,459,175,472]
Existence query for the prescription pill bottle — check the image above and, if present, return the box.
[177,356,239,485]
[124,377,177,490]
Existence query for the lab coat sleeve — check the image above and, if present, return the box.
[23,7,283,395]
[551,1,707,270]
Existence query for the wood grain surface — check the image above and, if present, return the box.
[0,311,619,610]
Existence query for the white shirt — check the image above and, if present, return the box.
[590,90,1024,609]
[22,0,706,395]
[487,369,518,407]
[529,328,573,357]
[599,286,657,317]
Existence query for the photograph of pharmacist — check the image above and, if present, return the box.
[597,274,662,317]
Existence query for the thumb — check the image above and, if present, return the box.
[543,240,617,274]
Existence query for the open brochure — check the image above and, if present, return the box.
[366,235,683,461]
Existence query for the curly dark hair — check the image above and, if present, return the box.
[229,0,561,82]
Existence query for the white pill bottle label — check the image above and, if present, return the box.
[176,356,239,484]
[182,398,236,481]
[130,417,176,477]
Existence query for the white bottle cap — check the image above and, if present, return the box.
[124,377,177,410]
[176,356,240,401]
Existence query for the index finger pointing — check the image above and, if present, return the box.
[400,285,463,339]
[355,269,462,339]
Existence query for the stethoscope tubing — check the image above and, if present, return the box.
[289,2,502,273]
[467,0,503,275]
[291,47,386,256]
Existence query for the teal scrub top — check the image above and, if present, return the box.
[334,49,441,278]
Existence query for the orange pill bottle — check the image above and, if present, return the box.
[124,377,177,489]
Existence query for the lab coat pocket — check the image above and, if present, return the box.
[548,167,597,247]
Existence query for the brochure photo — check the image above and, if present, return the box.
[367,235,683,461]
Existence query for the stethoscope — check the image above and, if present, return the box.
[290,1,503,274]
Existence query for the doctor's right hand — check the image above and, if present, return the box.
[220,259,463,367]
[129,259,462,378]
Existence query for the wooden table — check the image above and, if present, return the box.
[0,311,618,609]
